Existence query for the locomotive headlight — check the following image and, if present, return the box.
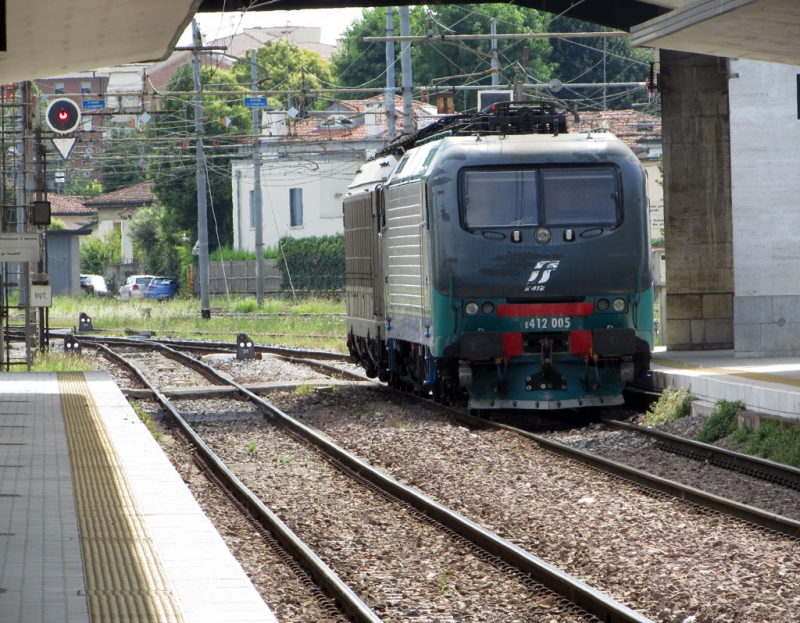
[612,298,627,312]
[597,298,610,311]
[534,227,551,244]
[481,301,495,314]
[465,301,479,315]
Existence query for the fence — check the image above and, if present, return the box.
[196,260,282,296]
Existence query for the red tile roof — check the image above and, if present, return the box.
[279,95,438,143]
[49,194,95,216]
[83,181,154,208]
[570,109,661,153]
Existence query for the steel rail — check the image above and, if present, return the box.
[486,422,800,539]
[96,344,383,623]
[47,329,348,361]
[150,343,652,623]
[602,418,800,490]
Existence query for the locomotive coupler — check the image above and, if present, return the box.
[526,338,567,392]
[495,357,510,394]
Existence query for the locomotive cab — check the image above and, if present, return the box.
[344,103,653,412]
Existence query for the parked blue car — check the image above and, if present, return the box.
[145,276,178,301]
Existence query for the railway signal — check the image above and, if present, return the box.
[45,98,81,133]
[236,333,255,360]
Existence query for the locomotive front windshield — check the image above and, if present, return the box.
[461,165,619,229]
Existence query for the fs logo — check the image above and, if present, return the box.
[524,260,560,292]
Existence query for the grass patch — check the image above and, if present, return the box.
[731,419,800,468]
[640,387,693,426]
[696,400,742,443]
[31,351,98,372]
[131,402,162,441]
[32,294,347,353]
[246,439,257,454]
[269,455,293,464]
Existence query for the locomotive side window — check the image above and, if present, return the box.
[462,170,538,228]
[542,167,619,226]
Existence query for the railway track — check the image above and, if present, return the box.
[98,341,648,623]
[24,333,800,619]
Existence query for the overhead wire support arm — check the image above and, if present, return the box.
[363,31,629,43]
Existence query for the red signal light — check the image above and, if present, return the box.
[46,98,81,134]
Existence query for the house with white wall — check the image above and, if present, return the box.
[82,181,154,264]
[232,97,439,251]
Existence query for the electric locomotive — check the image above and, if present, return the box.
[344,102,653,411]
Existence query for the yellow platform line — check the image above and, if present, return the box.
[654,357,800,389]
[59,372,183,623]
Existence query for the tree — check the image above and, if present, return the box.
[97,128,149,193]
[548,16,655,111]
[147,63,249,257]
[80,227,121,275]
[231,39,336,113]
[332,5,554,113]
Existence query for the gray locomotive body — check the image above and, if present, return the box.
[345,107,653,411]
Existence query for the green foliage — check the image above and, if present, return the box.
[233,300,258,313]
[548,16,655,111]
[146,63,246,259]
[80,228,122,274]
[731,419,800,468]
[98,128,149,193]
[208,245,280,261]
[696,400,743,443]
[278,234,344,293]
[47,218,67,231]
[333,5,553,113]
[32,351,97,372]
[131,402,162,441]
[640,387,692,426]
[232,40,336,112]
[210,246,255,261]
[66,178,103,198]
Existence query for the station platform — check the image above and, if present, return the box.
[651,347,800,421]
[0,371,277,623]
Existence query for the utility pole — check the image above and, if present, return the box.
[603,38,607,110]
[385,7,396,140]
[192,19,211,319]
[491,18,500,87]
[399,6,413,134]
[251,49,265,307]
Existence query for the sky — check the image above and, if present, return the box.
[178,8,366,47]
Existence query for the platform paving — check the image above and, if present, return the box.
[0,371,277,623]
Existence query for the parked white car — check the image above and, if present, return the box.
[80,275,109,296]
[118,275,154,300]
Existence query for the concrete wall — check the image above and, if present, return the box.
[232,156,361,251]
[729,59,800,356]
[660,51,734,350]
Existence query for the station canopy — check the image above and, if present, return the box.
[0,0,795,85]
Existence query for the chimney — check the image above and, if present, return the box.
[364,101,384,140]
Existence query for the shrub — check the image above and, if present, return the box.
[641,387,693,426]
[278,234,344,293]
[696,400,742,443]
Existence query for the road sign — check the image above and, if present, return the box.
[0,233,39,262]
[245,97,267,108]
[82,99,105,110]
[52,137,77,159]
[31,285,51,308]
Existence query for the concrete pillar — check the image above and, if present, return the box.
[660,50,734,350]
